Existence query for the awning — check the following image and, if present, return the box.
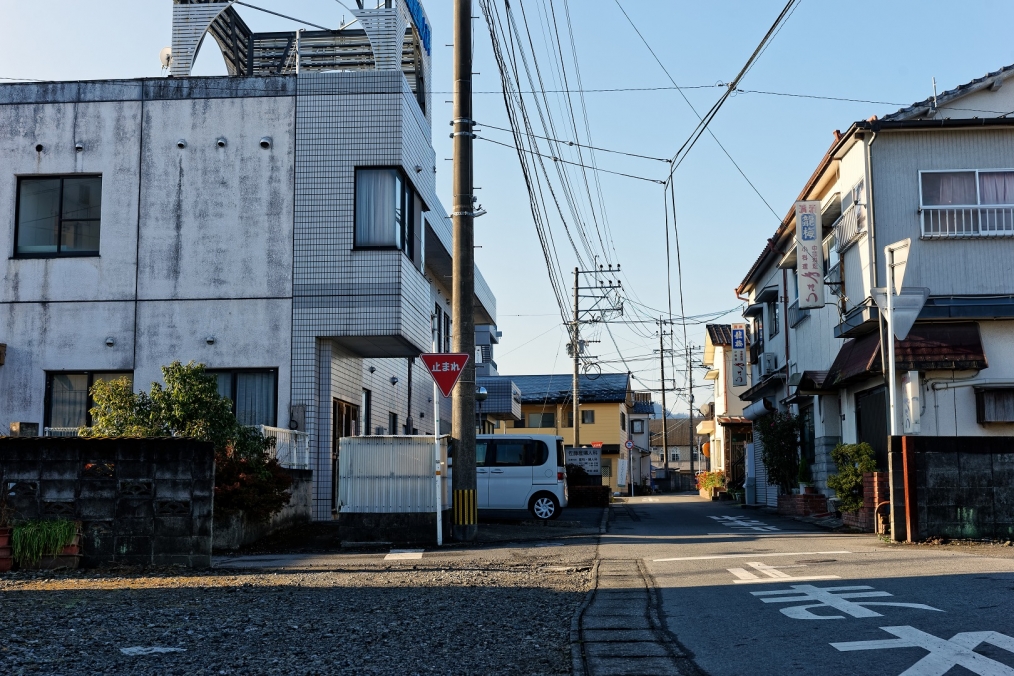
[788,370,831,394]
[824,322,987,388]
[743,303,764,317]
[717,416,751,426]
[696,420,716,435]
[704,369,720,381]
[755,286,779,303]
[743,398,774,421]
[739,368,787,402]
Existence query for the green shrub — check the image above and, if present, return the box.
[755,412,802,494]
[827,443,876,513]
[12,519,78,566]
[698,471,726,491]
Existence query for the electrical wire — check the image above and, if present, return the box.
[476,136,665,184]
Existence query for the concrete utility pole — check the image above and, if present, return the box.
[450,0,477,542]
[688,343,695,476]
[573,267,581,448]
[658,319,669,476]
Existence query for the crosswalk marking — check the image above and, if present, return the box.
[654,550,850,562]
[728,561,840,584]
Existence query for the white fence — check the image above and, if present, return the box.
[44,427,83,437]
[260,426,311,470]
[338,435,449,513]
[921,206,1014,238]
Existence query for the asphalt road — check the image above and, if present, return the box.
[608,495,1014,676]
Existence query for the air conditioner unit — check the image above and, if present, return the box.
[760,353,778,377]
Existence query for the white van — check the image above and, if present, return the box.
[449,434,568,520]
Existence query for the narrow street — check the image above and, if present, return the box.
[585,496,1014,676]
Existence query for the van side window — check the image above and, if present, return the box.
[533,441,549,466]
[476,442,488,467]
[492,441,528,466]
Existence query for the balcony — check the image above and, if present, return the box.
[260,426,311,470]
[833,202,866,253]
[787,299,810,328]
[921,206,1014,238]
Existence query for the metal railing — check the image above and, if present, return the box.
[44,427,84,437]
[260,426,311,470]
[787,299,810,328]
[921,206,1014,238]
[833,202,865,253]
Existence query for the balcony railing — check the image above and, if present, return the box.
[833,202,865,253]
[44,427,84,437]
[787,299,810,328]
[261,426,311,470]
[921,206,1014,238]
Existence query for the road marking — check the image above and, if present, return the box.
[384,549,424,560]
[832,626,1014,675]
[654,550,850,562]
[120,647,187,656]
[708,515,781,532]
[705,532,826,536]
[728,561,840,584]
[752,585,944,620]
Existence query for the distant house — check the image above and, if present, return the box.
[696,325,752,488]
[648,418,697,472]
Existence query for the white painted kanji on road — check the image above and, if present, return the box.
[709,515,780,532]
[751,585,944,619]
[728,562,840,584]
[832,626,1014,675]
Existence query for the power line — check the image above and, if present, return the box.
[478,121,669,162]
[476,136,665,184]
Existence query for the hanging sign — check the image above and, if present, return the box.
[795,201,825,309]
[731,323,747,387]
[420,353,470,397]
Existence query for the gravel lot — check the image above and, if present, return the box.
[0,550,593,675]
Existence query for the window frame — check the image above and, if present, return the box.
[917,169,1014,208]
[206,368,278,428]
[581,409,595,425]
[44,370,132,429]
[975,387,1014,424]
[527,411,555,428]
[352,166,424,266]
[631,419,644,435]
[14,174,102,258]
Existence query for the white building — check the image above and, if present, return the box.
[0,0,500,521]
[696,325,751,487]
[735,64,1014,507]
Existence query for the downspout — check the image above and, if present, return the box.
[782,268,790,401]
[406,357,414,434]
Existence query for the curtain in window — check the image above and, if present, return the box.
[50,374,89,428]
[355,169,400,247]
[978,171,1014,205]
[921,172,977,205]
[17,179,61,254]
[234,372,275,426]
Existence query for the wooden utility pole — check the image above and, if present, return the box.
[573,268,581,448]
[450,0,477,542]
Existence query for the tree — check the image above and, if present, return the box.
[754,411,802,494]
[86,361,292,520]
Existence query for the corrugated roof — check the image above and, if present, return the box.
[648,418,693,447]
[506,373,630,405]
[706,324,733,347]
[882,63,1014,122]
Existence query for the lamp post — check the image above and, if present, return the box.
[475,387,488,434]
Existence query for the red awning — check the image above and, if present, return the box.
[825,322,987,388]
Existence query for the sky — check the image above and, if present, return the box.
[2,0,1014,414]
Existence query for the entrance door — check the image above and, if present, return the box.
[488,439,535,510]
[332,399,360,515]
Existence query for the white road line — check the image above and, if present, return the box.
[704,532,825,536]
[384,549,424,561]
[654,550,850,562]
[729,561,840,584]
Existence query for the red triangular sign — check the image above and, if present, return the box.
[420,353,471,397]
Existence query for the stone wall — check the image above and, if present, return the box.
[890,436,1014,541]
[0,437,214,568]
[213,468,312,551]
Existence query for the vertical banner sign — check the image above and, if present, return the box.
[795,201,825,309]
[731,324,747,387]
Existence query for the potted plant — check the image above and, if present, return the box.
[12,519,82,571]
[798,454,815,494]
[0,488,13,573]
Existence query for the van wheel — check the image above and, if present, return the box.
[530,493,560,520]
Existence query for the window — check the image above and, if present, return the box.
[921,170,1014,237]
[620,412,627,431]
[434,305,443,350]
[443,313,451,352]
[600,463,612,478]
[16,176,101,257]
[362,389,372,435]
[209,369,277,427]
[976,388,1014,424]
[563,410,573,428]
[389,412,399,435]
[45,371,132,429]
[581,410,595,425]
[354,168,423,264]
[631,419,644,434]
[492,441,529,466]
[476,441,488,466]
[800,404,816,464]
[527,412,555,428]
[768,301,780,338]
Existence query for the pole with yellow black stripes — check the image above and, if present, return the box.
[450,0,478,541]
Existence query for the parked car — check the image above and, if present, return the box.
[450,434,568,520]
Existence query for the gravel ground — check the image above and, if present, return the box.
[0,552,593,675]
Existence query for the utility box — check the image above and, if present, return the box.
[9,422,39,437]
[337,435,450,545]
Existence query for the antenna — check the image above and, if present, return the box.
[159,47,173,70]
[932,76,938,109]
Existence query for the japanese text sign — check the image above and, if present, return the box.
[795,201,825,310]
[731,323,747,387]
[420,353,470,397]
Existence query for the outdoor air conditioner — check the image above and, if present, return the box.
[760,353,778,377]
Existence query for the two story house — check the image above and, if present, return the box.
[736,64,1014,508]
[695,325,751,488]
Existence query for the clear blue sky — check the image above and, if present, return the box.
[3,0,1013,412]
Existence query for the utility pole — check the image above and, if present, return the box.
[450,0,477,542]
[688,343,695,476]
[658,318,669,476]
[573,268,581,449]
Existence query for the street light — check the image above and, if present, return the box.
[475,386,488,433]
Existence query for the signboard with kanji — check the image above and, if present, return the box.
[565,446,601,475]
[420,353,470,397]
[731,323,747,387]
[794,200,825,309]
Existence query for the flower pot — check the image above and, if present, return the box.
[803,485,817,495]
[0,527,10,548]
[15,530,82,571]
